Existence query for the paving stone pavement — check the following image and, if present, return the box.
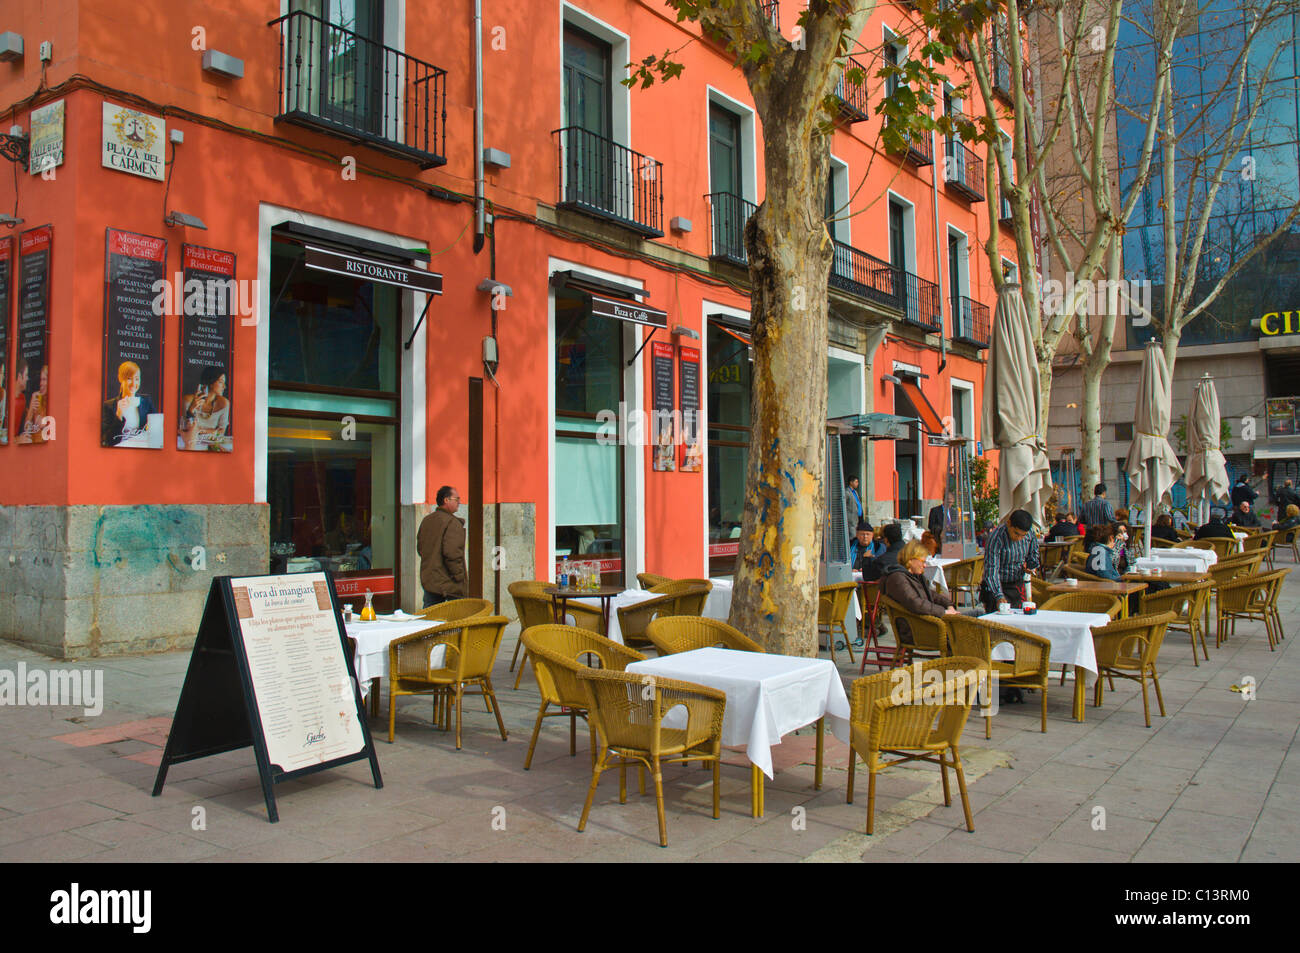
[0,566,1297,862]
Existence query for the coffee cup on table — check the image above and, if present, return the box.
[997,601,1011,614]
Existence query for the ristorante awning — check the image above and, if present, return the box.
[551,270,667,329]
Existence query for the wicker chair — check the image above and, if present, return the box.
[1040,539,1079,574]
[857,579,894,673]
[1061,563,1106,583]
[387,615,509,747]
[1092,612,1175,726]
[1174,537,1234,559]
[944,556,983,609]
[877,594,950,668]
[637,572,672,590]
[1150,536,1177,548]
[617,584,711,650]
[645,616,763,655]
[1242,530,1277,570]
[847,656,982,834]
[1271,527,1300,563]
[1139,580,1213,665]
[420,597,492,621]
[576,668,726,848]
[1216,569,1289,651]
[1028,576,1054,604]
[818,582,859,665]
[508,582,603,690]
[519,625,646,769]
[946,615,1051,736]
[649,577,713,593]
[1175,527,1194,540]
[1039,591,1123,618]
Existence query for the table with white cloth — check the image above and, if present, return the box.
[1135,547,1218,575]
[980,609,1113,721]
[347,615,444,707]
[626,647,851,817]
[706,577,862,647]
[569,589,660,645]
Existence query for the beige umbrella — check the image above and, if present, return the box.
[981,284,1052,523]
[1124,341,1184,554]
[1184,374,1230,524]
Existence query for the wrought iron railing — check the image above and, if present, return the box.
[903,270,943,332]
[706,192,758,265]
[830,242,903,311]
[887,125,934,167]
[951,295,991,347]
[944,138,985,202]
[269,10,447,168]
[761,0,780,28]
[832,56,870,123]
[555,127,664,236]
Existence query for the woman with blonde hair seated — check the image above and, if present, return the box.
[881,540,958,618]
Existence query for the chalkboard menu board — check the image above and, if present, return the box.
[679,345,702,472]
[154,573,381,823]
[102,229,167,448]
[177,244,235,453]
[651,340,675,472]
[15,225,52,445]
[0,236,10,447]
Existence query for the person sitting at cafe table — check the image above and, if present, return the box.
[1194,508,1235,540]
[979,509,1039,613]
[850,520,883,568]
[1228,500,1261,528]
[1151,512,1181,543]
[882,540,959,619]
[324,512,362,555]
[1274,504,1300,532]
[1044,511,1078,542]
[859,522,904,580]
[1085,522,1149,612]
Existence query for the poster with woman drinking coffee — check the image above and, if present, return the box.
[101,228,166,448]
[177,243,234,452]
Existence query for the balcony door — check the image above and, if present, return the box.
[289,0,386,136]
[948,233,964,335]
[562,26,614,213]
[709,105,745,260]
[889,200,911,318]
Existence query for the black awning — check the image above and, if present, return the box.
[304,245,443,296]
[551,270,666,329]
[708,318,751,348]
[275,221,431,263]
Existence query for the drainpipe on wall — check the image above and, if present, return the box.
[473,0,486,254]
[929,28,947,375]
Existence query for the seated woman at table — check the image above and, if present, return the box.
[919,530,940,556]
[1274,504,1300,532]
[882,540,958,618]
[1151,513,1181,543]
[1084,523,1122,581]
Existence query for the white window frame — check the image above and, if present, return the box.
[951,377,976,443]
[886,189,917,275]
[892,360,925,513]
[560,3,632,149]
[827,154,850,245]
[705,87,758,205]
[946,224,971,312]
[700,299,752,572]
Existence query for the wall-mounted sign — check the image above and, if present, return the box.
[29,100,65,176]
[651,340,675,471]
[0,237,10,446]
[102,103,166,181]
[303,245,443,295]
[678,345,702,472]
[589,293,667,329]
[1260,312,1300,337]
[14,225,52,445]
[102,229,167,448]
[178,244,235,452]
[1267,398,1297,437]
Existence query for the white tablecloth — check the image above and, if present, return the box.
[346,616,444,694]
[706,577,861,630]
[853,561,951,595]
[1136,547,1217,574]
[626,647,851,778]
[980,609,1112,676]
[570,589,659,645]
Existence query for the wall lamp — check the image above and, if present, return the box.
[671,324,699,339]
[164,211,207,229]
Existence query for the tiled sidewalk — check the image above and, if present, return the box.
[1,569,1297,862]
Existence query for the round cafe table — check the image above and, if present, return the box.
[544,585,625,634]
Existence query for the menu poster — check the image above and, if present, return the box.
[678,345,702,472]
[0,237,10,446]
[14,225,52,445]
[651,340,676,472]
[102,229,167,448]
[1267,399,1295,438]
[177,243,235,452]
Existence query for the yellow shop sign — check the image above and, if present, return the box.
[1261,312,1300,335]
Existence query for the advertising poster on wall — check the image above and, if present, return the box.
[14,225,52,445]
[0,237,10,446]
[651,340,675,471]
[29,99,65,176]
[101,228,167,448]
[177,244,235,452]
[1267,398,1296,438]
[678,345,702,472]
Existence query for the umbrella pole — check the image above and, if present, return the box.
[1146,457,1156,557]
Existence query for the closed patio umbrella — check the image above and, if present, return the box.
[1184,374,1229,526]
[1124,341,1184,555]
[981,284,1052,523]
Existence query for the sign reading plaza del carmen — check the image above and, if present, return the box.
[101,102,165,181]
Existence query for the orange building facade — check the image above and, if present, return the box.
[0,0,1010,656]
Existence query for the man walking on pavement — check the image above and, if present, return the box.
[417,485,467,608]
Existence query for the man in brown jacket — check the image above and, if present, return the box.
[417,486,466,608]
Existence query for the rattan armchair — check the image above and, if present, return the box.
[1272,527,1300,563]
[1242,531,1277,570]
[1175,527,1194,540]
[617,585,711,650]
[1039,591,1123,618]
[1174,538,1233,559]
[1139,580,1212,665]
[946,615,1051,736]
[387,615,509,747]
[576,668,726,847]
[877,594,950,668]
[637,572,673,590]
[944,556,983,609]
[645,616,764,655]
[1061,563,1106,583]
[520,625,646,769]
[420,597,492,621]
[1028,576,1054,604]
[1092,612,1176,726]
[847,656,982,834]
[649,577,713,593]
[1216,569,1289,651]
[818,581,859,665]
[508,582,604,689]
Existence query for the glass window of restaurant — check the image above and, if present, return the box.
[707,319,752,576]
[266,232,401,606]
[554,287,625,585]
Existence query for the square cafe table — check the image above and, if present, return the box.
[980,609,1113,721]
[346,615,444,711]
[626,647,851,818]
[1045,579,1147,618]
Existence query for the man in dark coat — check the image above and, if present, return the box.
[417,486,467,608]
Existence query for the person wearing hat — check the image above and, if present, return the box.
[1193,507,1235,540]
[850,520,883,569]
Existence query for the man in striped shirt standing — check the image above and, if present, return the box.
[1080,483,1115,527]
[979,510,1041,612]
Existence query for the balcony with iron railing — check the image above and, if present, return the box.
[830,242,904,311]
[999,189,1014,227]
[761,0,780,28]
[944,138,985,202]
[705,191,758,266]
[832,56,870,123]
[885,123,934,167]
[951,294,991,348]
[269,10,447,168]
[902,270,943,333]
[555,128,664,237]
